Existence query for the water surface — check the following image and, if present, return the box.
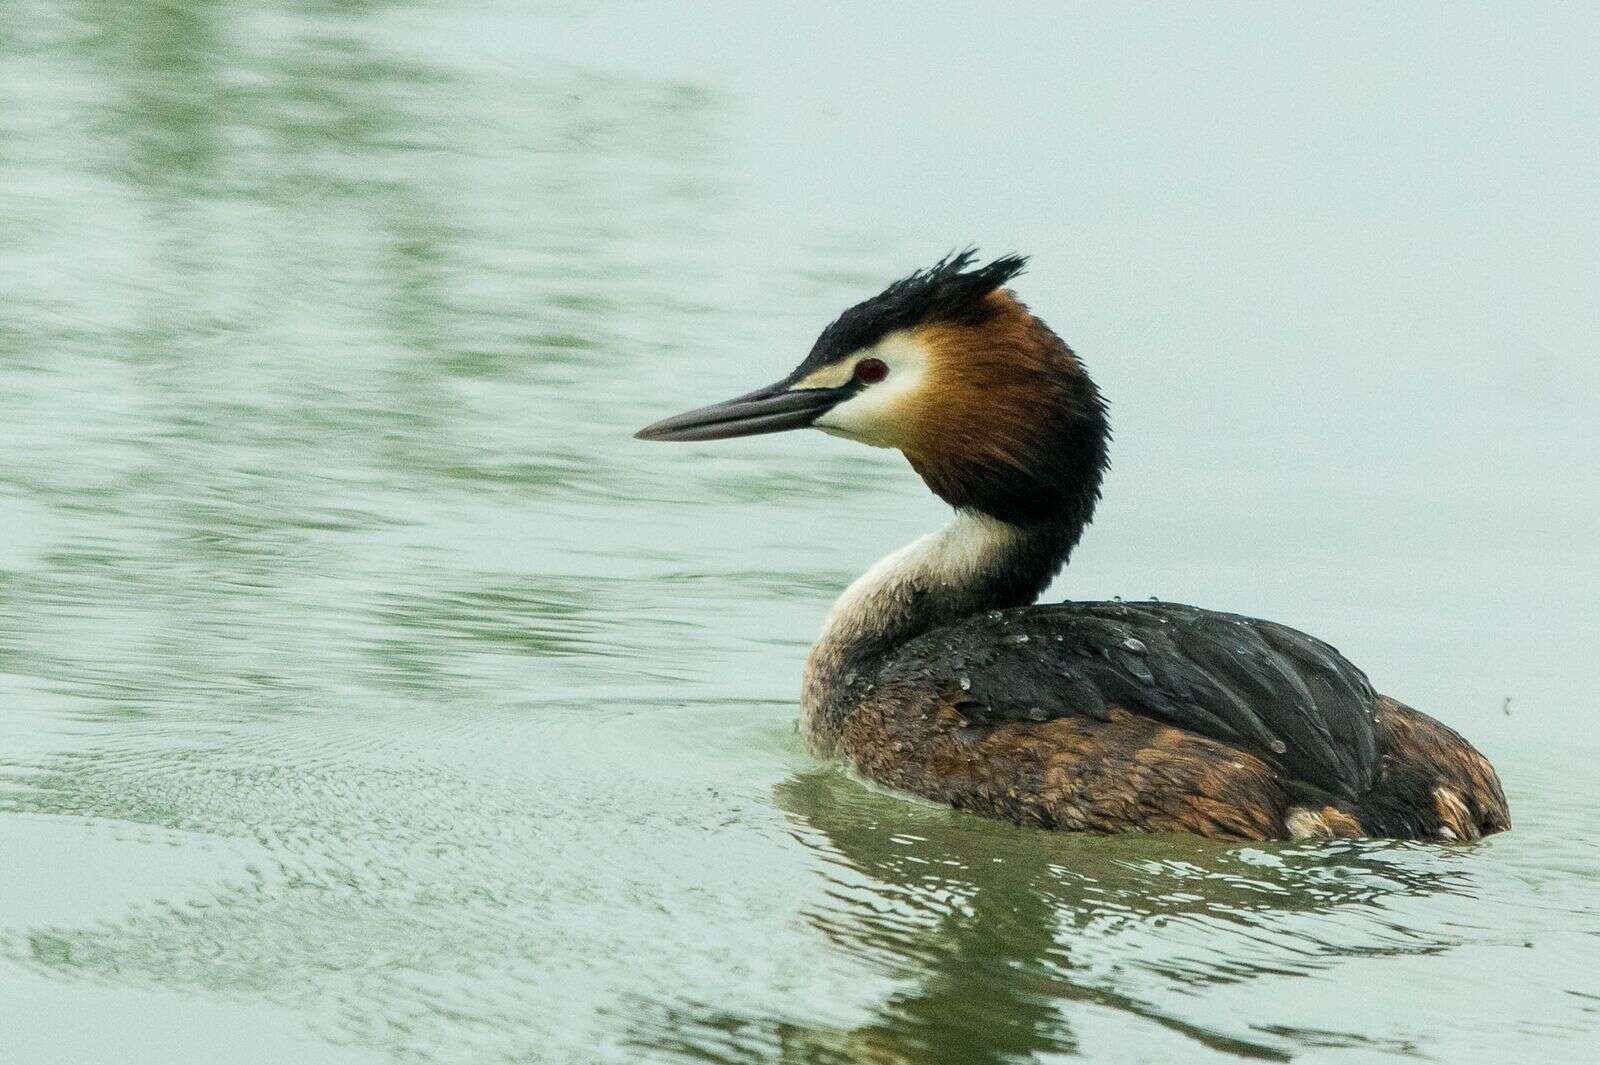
[2,3,1598,1063]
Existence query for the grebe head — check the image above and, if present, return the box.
[636,251,1109,528]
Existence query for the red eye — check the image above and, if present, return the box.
[854,357,889,384]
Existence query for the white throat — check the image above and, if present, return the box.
[801,511,1025,749]
[824,510,1021,631]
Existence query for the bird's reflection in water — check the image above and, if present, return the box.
[630,769,1475,1064]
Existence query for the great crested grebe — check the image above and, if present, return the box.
[636,253,1509,841]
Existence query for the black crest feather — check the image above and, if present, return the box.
[792,250,1028,377]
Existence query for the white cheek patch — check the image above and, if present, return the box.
[812,332,929,448]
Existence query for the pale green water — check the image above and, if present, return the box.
[2,3,1599,1063]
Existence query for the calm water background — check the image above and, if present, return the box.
[2,3,1598,1063]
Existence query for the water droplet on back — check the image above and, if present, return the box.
[1269,739,1287,754]
[959,675,972,691]
[1121,637,1147,654]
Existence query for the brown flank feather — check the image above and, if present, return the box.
[838,686,1509,841]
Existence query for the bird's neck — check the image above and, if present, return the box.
[801,510,1079,753]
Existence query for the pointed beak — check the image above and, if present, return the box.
[634,379,852,442]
